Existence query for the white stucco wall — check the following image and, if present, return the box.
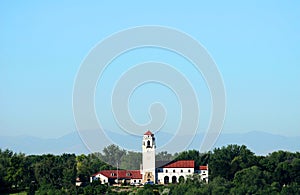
[156,167,195,184]
[130,178,142,184]
[142,134,156,182]
[91,173,109,184]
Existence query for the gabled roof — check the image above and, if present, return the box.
[92,170,142,179]
[199,166,208,170]
[160,160,195,168]
[144,130,153,135]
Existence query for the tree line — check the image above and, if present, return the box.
[171,145,300,194]
[0,144,300,194]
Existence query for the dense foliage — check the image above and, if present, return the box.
[0,144,299,194]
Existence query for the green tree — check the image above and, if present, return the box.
[33,153,77,191]
[175,150,201,167]
[231,166,266,194]
[76,154,90,182]
[209,144,256,180]
[100,144,126,167]
[259,150,295,173]
[291,158,300,183]
[77,153,113,183]
[120,151,142,170]
[156,151,174,161]
[169,174,206,195]
[5,152,26,190]
[207,176,231,194]
[280,182,300,194]
[60,154,77,189]
[0,149,13,192]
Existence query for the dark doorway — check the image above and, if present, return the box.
[164,176,169,184]
[172,176,177,183]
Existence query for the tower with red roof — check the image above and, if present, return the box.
[142,130,156,183]
[90,130,209,185]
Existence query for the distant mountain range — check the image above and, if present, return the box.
[0,131,299,155]
[213,131,300,155]
[0,132,89,155]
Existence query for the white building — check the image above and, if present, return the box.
[91,130,208,185]
[157,160,195,184]
[196,165,209,183]
[141,130,156,183]
[91,170,142,185]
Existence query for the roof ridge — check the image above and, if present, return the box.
[144,130,153,135]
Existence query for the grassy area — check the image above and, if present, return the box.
[6,192,27,195]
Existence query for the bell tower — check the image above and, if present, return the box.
[142,130,156,183]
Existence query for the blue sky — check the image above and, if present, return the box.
[1,1,299,140]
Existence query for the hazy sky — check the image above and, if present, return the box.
[1,1,299,139]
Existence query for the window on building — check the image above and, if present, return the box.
[181,169,183,173]
[172,176,177,184]
[166,170,168,173]
[173,169,175,173]
[188,169,191,173]
[164,176,169,184]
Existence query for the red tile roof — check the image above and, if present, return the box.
[144,130,153,135]
[163,160,195,168]
[93,170,142,179]
[199,166,208,170]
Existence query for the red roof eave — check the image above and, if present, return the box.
[199,166,208,170]
[163,160,195,168]
[144,130,153,135]
[93,170,142,179]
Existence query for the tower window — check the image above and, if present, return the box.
[147,140,151,148]
[173,169,175,173]
[166,170,168,173]
[181,170,183,173]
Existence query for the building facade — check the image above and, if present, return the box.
[156,160,196,184]
[91,170,142,185]
[91,130,208,185]
[141,130,156,183]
